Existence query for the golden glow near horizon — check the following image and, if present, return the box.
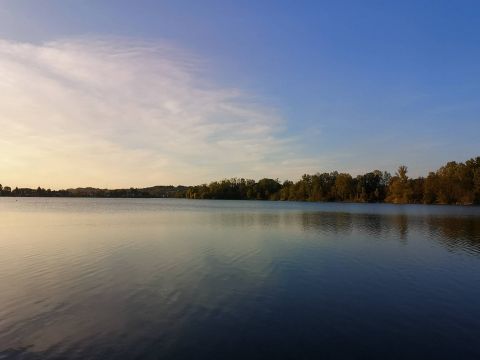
[0,37,318,189]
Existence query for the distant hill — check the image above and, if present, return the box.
[0,185,189,198]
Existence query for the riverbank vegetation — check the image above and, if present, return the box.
[186,157,480,205]
[1,156,479,205]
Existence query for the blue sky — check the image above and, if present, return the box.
[0,1,479,187]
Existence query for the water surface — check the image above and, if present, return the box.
[1,198,480,359]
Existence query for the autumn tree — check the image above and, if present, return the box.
[387,165,412,204]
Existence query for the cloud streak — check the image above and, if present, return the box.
[0,37,316,188]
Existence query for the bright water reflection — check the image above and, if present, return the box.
[0,199,479,359]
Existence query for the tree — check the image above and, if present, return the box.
[333,173,353,201]
[423,172,439,204]
[387,165,413,204]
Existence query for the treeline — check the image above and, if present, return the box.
[1,156,479,204]
[186,156,480,205]
[0,185,187,198]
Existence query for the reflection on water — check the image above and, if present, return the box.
[212,209,480,252]
[0,198,480,359]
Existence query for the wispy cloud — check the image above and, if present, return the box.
[0,37,320,188]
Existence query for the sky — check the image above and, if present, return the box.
[0,0,479,188]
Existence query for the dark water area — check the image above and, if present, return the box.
[1,198,480,359]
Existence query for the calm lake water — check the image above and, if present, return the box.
[1,198,480,359]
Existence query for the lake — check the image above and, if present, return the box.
[1,198,480,359]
